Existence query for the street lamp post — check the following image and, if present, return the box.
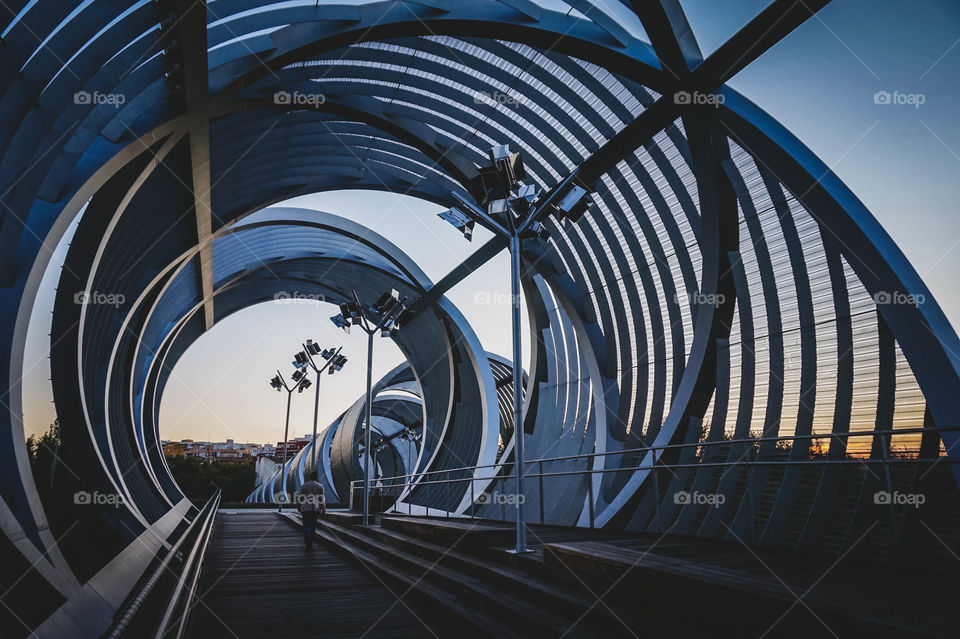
[293,341,348,474]
[331,289,408,526]
[400,427,422,505]
[439,144,593,553]
[269,369,312,512]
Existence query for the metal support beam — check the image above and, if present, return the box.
[691,0,833,86]
[405,235,508,316]
[178,0,215,330]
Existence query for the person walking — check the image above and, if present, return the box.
[297,471,325,550]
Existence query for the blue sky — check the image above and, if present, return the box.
[20,0,960,444]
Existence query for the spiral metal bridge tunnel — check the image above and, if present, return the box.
[1,0,959,636]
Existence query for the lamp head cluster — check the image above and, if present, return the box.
[327,353,348,374]
[294,340,348,375]
[292,368,311,393]
[400,427,422,443]
[440,144,594,241]
[337,300,364,326]
[469,144,526,207]
[331,289,408,337]
[269,375,283,392]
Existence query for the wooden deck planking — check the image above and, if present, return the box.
[187,511,456,638]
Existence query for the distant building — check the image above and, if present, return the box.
[162,438,260,462]
[274,435,311,460]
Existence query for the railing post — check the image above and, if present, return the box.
[539,460,545,525]
[652,461,661,531]
[744,453,754,543]
[880,435,898,552]
[471,475,476,518]
[588,454,595,529]
[501,476,506,522]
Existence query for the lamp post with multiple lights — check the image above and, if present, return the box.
[331,289,408,525]
[293,341,348,474]
[439,144,593,553]
[269,369,312,512]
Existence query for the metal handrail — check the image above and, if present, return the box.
[356,425,959,486]
[348,426,959,531]
[353,456,954,491]
[106,489,221,639]
[154,489,222,639]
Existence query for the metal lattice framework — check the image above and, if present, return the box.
[2,1,959,635]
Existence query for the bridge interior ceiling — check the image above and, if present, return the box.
[3,1,960,631]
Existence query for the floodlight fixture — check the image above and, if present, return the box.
[487,198,508,218]
[489,144,525,189]
[555,183,592,222]
[372,289,401,317]
[339,300,363,325]
[522,220,550,241]
[330,313,351,333]
[438,207,476,241]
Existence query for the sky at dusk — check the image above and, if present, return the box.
[19,0,960,446]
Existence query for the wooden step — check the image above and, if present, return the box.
[545,540,940,638]
[278,513,508,638]
[355,523,669,637]
[317,518,592,638]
